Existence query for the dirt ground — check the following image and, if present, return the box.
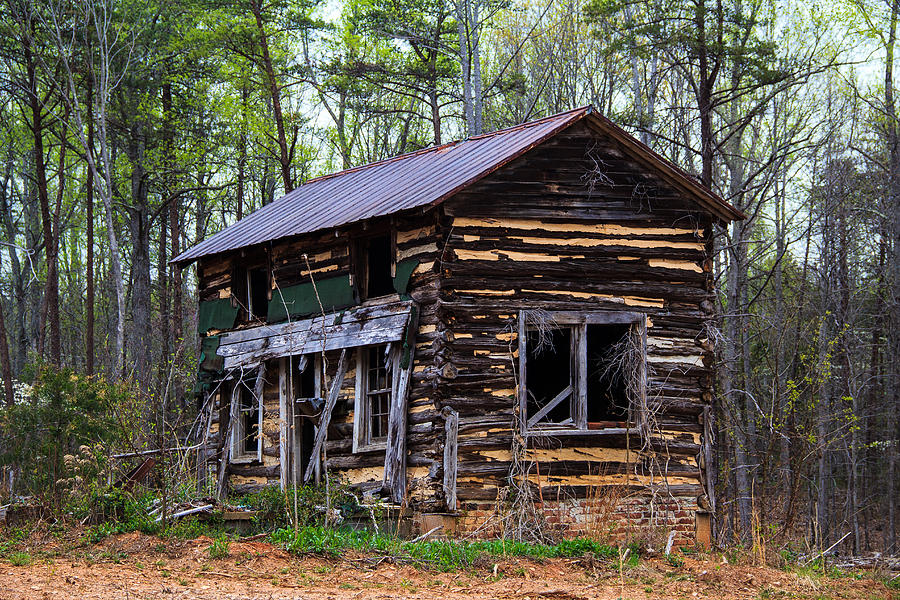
[0,532,895,600]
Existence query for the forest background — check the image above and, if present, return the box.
[0,0,897,556]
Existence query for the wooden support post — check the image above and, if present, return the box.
[383,307,419,503]
[278,357,289,490]
[517,310,527,433]
[216,383,237,500]
[442,406,459,512]
[304,349,348,483]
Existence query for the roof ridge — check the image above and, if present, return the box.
[293,106,591,189]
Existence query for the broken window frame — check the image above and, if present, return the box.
[351,230,396,302]
[353,343,400,452]
[230,373,263,462]
[517,310,647,435]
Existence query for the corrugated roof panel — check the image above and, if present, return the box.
[174,107,590,263]
[175,106,743,264]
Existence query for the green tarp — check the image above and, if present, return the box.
[197,298,239,334]
[268,274,355,322]
[393,258,419,296]
[199,334,223,373]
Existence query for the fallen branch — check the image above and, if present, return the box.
[410,525,443,543]
[800,532,852,566]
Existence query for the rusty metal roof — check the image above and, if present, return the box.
[175,106,741,264]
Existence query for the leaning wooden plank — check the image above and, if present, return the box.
[526,385,572,429]
[382,307,419,502]
[442,406,459,511]
[254,362,267,463]
[304,349,348,483]
[216,385,237,500]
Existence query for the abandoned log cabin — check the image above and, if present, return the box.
[174,106,743,545]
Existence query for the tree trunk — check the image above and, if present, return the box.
[884,0,899,555]
[128,124,151,384]
[86,74,95,376]
[0,294,13,406]
[24,33,61,366]
[249,0,293,193]
[470,0,483,135]
[456,0,474,136]
[237,81,248,217]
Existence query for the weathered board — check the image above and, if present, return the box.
[217,301,413,369]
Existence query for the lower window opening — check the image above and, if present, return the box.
[525,328,573,425]
[521,312,644,432]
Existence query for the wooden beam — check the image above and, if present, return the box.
[304,348,348,483]
[383,307,419,503]
[216,385,237,500]
[442,406,459,511]
[216,300,413,369]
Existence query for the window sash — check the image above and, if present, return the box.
[518,310,646,434]
[354,344,398,451]
[231,375,263,460]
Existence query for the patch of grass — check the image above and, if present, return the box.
[271,526,619,571]
[207,536,231,559]
[9,552,32,566]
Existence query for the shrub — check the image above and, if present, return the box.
[0,364,138,505]
[236,482,362,531]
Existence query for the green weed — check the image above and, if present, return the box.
[207,536,231,559]
[9,552,32,566]
[271,526,619,571]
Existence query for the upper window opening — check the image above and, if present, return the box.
[248,267,269,321]
[520,312,644,433]
[232,254,270,324]
[356,233,394,300]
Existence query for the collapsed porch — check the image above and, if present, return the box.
[198,300,420,505]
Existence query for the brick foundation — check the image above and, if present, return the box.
[429,491,702,548]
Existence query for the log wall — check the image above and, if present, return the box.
[427,121,715,539]
[196,120,720,542]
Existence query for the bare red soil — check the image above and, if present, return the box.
[0,532,895,600]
